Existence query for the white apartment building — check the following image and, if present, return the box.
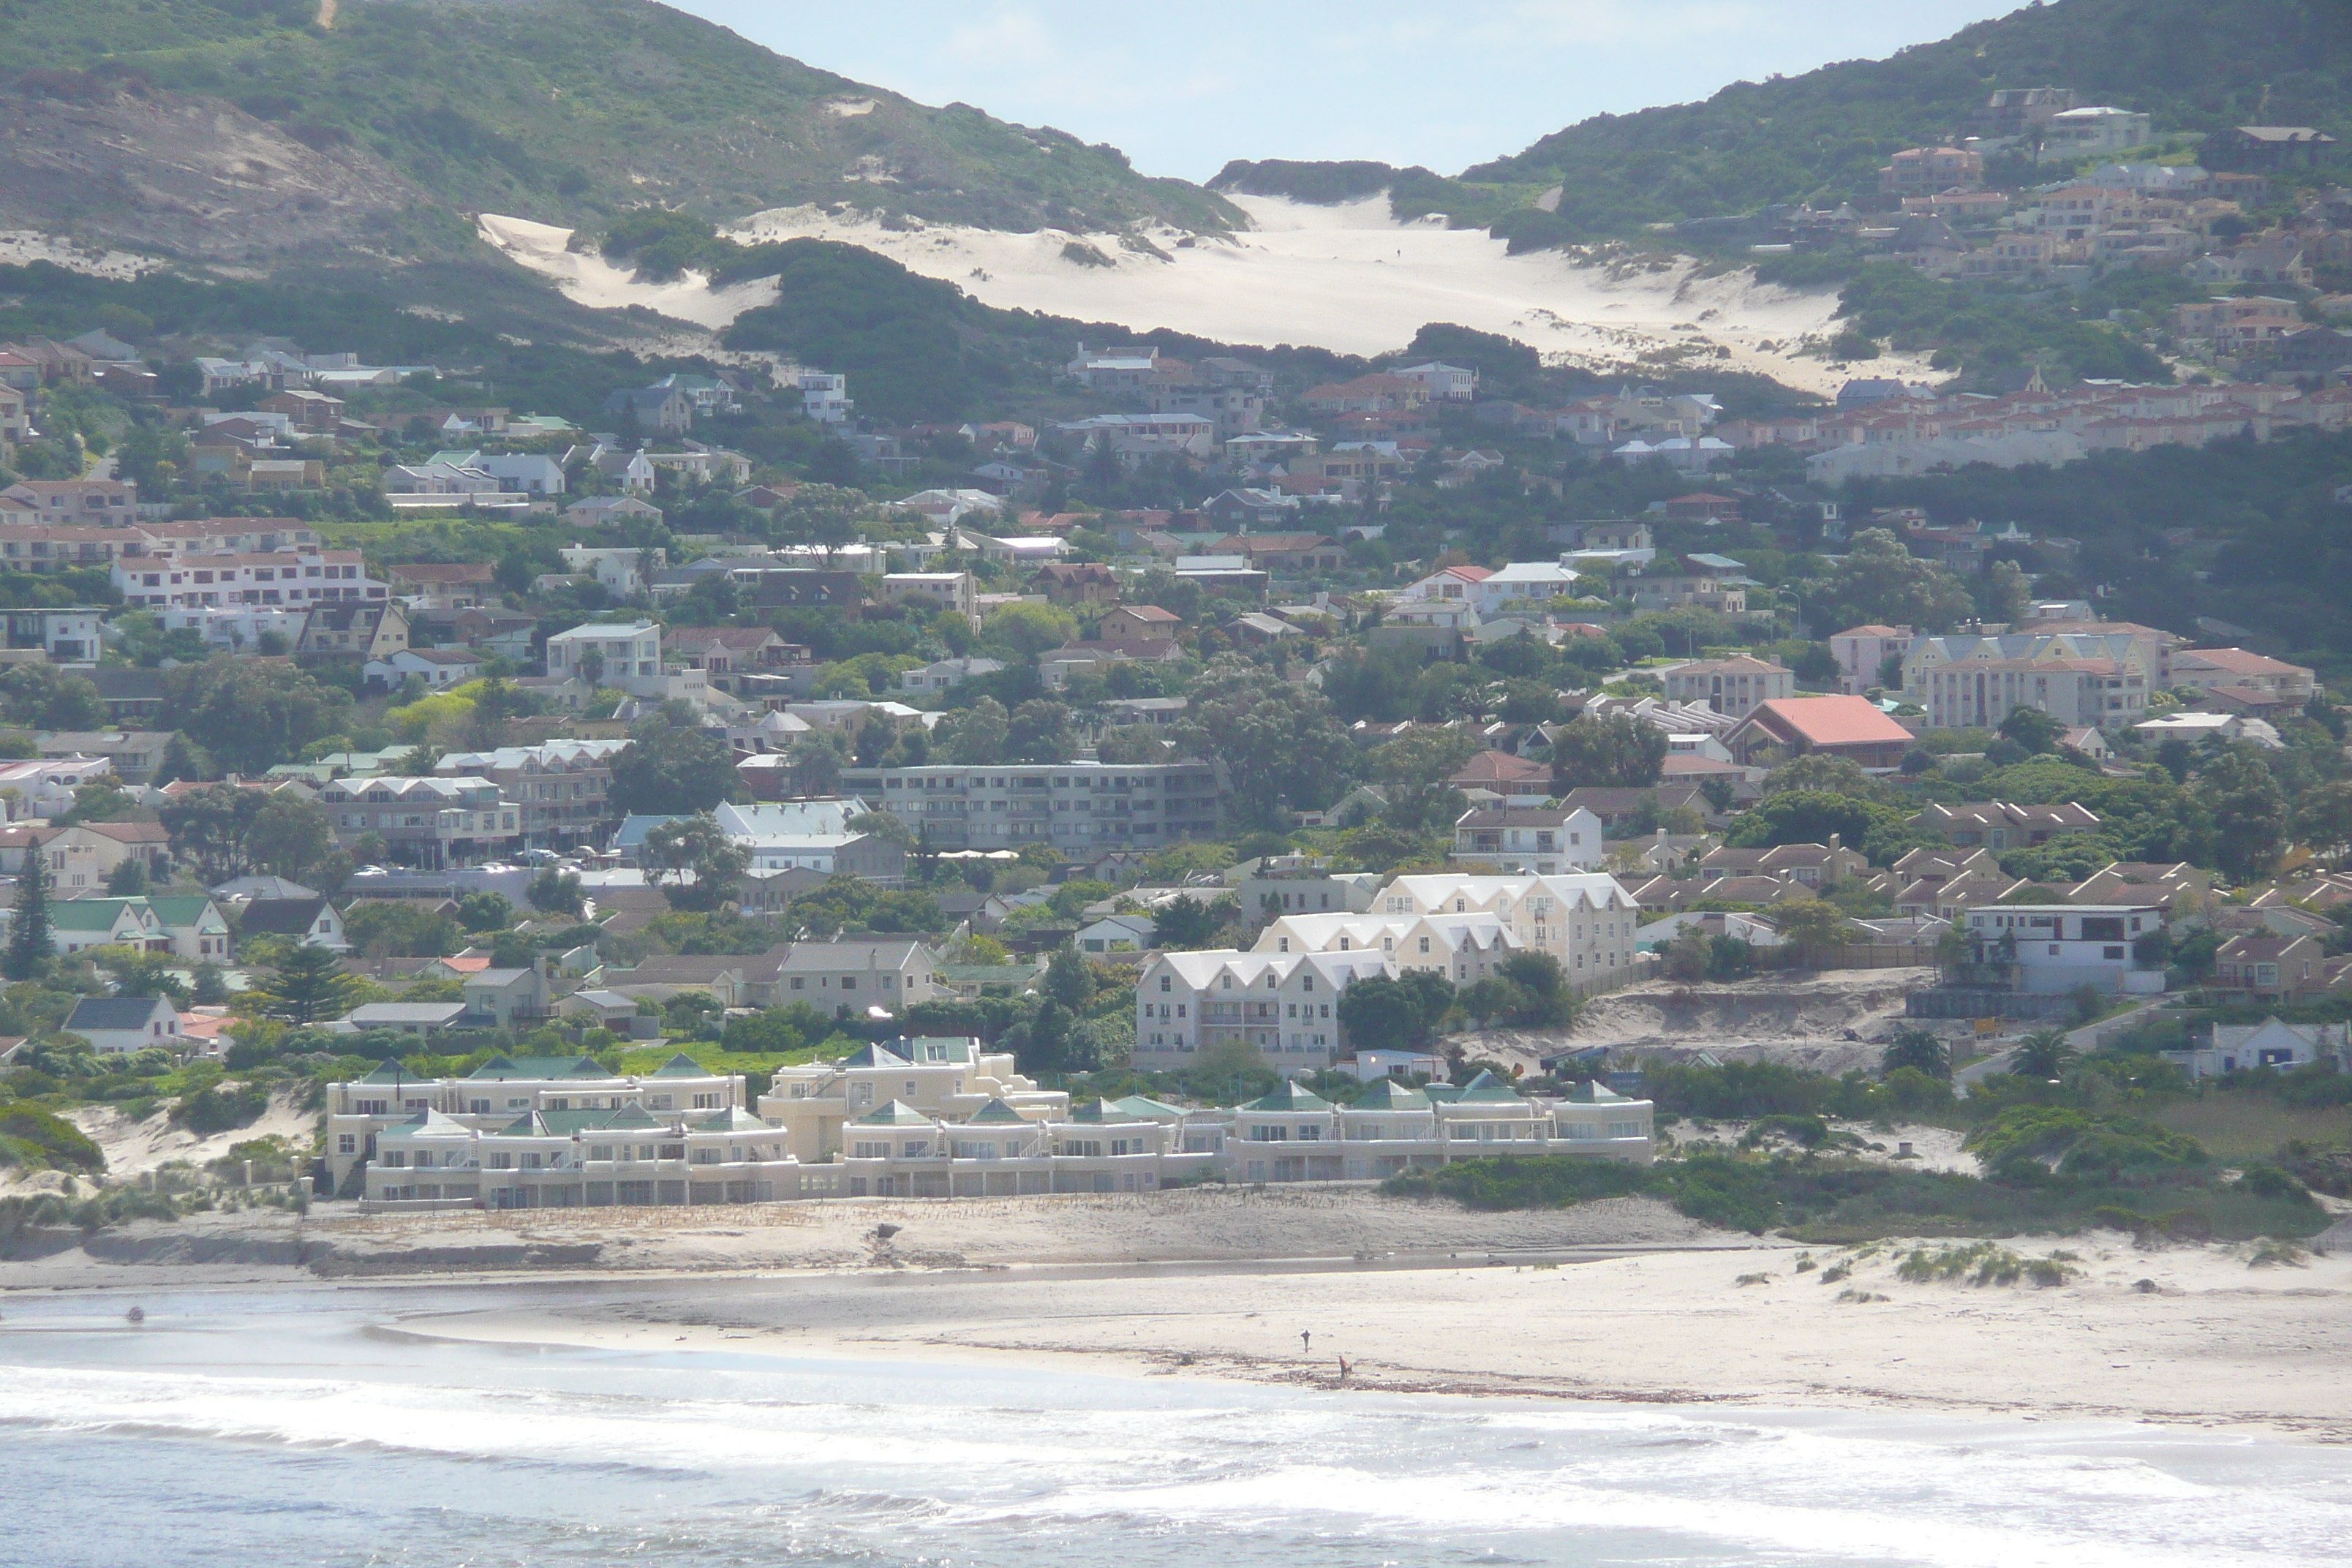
[1227,1072,1653,1183]
[544,620,664,696]
[1132,949,1399,1071]
[837,760,1224,851]
[1450,805,1605,874]
[1918,657,2146,731]
[1831,624,1914,695]
[114,549,385,609]
[772,940,947,1018]
[1254,910,1523,982]
[1380,871,1642,986]
[801,372,851,423]
[434,739,630,848]
[148,604,311,652]
[323,1052,761,1202]
[822,1095,1217,1197]
[761,1036,1066,1161]
[1469,562,1581,614]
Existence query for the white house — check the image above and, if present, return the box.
[1451,804,1605,874]
[558,546,660,600]
[2163,1017,2346,1080]
[544,620,663,696]
[1962,903,2167,995]
[897,657,1004,693]
[1075,912,1156,953]
[61,995,184,1056]
[1468,562,1580,614]
[364,647,485,690]
[1379,871,1643,986]
[1132,948,1400,1071]
[478,454,567,496]
[1392,361,1480,402]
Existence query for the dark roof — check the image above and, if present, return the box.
[64,995,170,1033]
[238,897,331,935]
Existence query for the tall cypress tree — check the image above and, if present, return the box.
[6,841,51,980]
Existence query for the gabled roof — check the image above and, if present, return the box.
[237,897,331,935]
[1067,1097,1136,1123]
[1736,696,1914,749]
[465,1053,615,1080]
[649,1052,711,1077]
[837,1041,913,1068]
[63,995,171,1033]
[378,1108,470,1138]
[965,1097,1029,1124]
[1566,1079,1629,1103]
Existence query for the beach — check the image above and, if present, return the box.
[10,1186,2351,1443]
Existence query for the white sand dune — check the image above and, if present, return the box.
[475,211,779,329]
[481,198,1911,395]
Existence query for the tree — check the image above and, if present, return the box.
[0,664,105,731]
[529,867,585,916]
[1173,656,1357,827]
[1150,894,1222,949]
[1549,714,1666,789]
[154,732,213,787]
[2012,1027,2076,1079]
[1982,558,2031,625]
[167,659,353,775]
[1771,895,1854,960]
[343,901,460,960]
[1096,727,1172,764]
[610,724,740,815]
[1762,753,1877,799]
[257,943,361,1025]
[1043,944,1097,1011]
[1371,728,1480,832]
[981,602,1077,663]
[5,841,51,979]
[2192,745,2289,881]
[105,858,147,896]
[643,813,750,911]
[1005,700,1076,764]
[937,696,1010,764]
[2293,778,2352,866]
[456,891,515,932]
[1336,968,1455,1052]
[246,794,333,882]
[1804,528,1976,635]
[158,783,268,883]
[1997,705,2062,755]
[1881,1027,1950,1080]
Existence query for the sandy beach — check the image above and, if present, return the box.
[11,1187,2348,1442]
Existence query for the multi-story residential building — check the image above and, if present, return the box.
[1877,146,1984,196]
[1228,1072,1653,1183]
[1962,903,2167,995]
[1917,657,2146,731]
[323,1052,774,1205]
[1830,624,1915,695]
[822,1095,1214,1198]
[433,740,630,848]
[1450,805,1605,874]
[837,760,1224,851]
[1,476,136,519]
[297,602,410,665]
[1232,855,1383,927]
[4,606,104,662]
[317,775,520,867]
[1901,624,2179,698]
[2169,647,2318,705]
[760,1036,1066,1164]
[543,620,665,696]
[1659,655,1794,717]
[149,604,310,653]
[709,800,906,883]
[878,571,980,627]
[113,549,385,610]
[1910,800,2101,851]
[1132,948,1399,1070]
[1379,871,1643,987]
[0,527,155,574]
[1253,910,1524,983]
[771,940,946,1018]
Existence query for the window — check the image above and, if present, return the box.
[1160,976,1171,992]
[337,1134,356,1154]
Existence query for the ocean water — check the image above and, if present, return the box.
[1,1286,2347,1568]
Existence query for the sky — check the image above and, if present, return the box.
[671,0,2026,182]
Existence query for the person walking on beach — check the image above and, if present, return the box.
[1300,1330,1311,1354]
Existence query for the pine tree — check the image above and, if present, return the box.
[258,943,360,1025]
[5,840,52,980]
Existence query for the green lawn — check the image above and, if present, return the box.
[2149,1096,2352,1163]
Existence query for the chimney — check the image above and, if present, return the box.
[1828,832,1842,851]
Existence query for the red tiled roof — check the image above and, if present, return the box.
[1744,696,1915,748]
[1449,750,1551,785]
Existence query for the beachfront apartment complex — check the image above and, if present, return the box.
[1230,1074,1654,1182]
[1381,871,1642,984]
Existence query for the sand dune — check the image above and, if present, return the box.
[480,197,1912,394]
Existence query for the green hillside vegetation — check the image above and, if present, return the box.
[1,0,1238,235]
[1466,0,2352,244]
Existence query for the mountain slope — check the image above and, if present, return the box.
[1466,0,2352,242]
[0,0,1238,271]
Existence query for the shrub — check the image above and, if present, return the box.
[172,1082,268,1136]
[0,1104,105,1172]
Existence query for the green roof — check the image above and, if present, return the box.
[466,1054,617,1081]
[1242,1079,1330,1112]
[966,1097,1028,1124]
[856,1098,934,1126]
[497,1112,549,1136]
[50,898,144,932]
[1353,1078,1431,1110]
[1421,1084,1463,1103]
[1068,1097,1134,1123]
[1567,1080,1628,1103]
[605,1102,661,1129]
[146,895,224,929]
[358,1060,411,1084]
[838,1042,912,1068]
[649,1052,710,1077]
[895,1036,978,1063]
[1111,1094,1187,1121]
[1455,1070,1523,1103]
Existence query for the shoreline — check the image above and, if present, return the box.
[7,1187,2349,1444]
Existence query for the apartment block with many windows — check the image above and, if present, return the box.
[839,761,1224,851]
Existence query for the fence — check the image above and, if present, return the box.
[1820,945,1944,970]
[1570,956,1659,999]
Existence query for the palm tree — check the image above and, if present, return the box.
[1882,1028,1950,1080]
[2012,1028,2076,1080]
